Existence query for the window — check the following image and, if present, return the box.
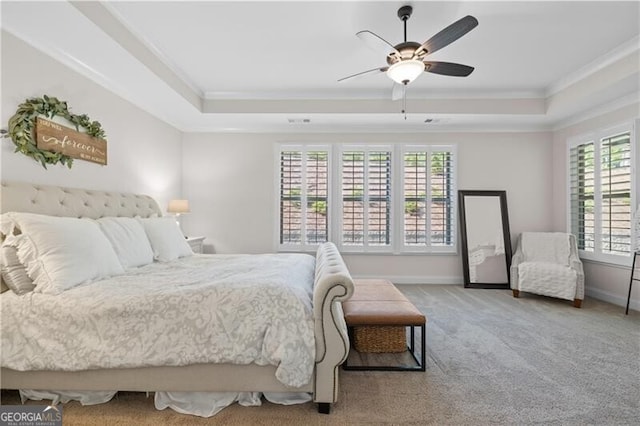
[340,147,392,250]
[402,147,456,251]
[278,143,457,254]
[278,145,330,250]
[568,124,636,263]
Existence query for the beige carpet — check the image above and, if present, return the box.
[2,285,639,425]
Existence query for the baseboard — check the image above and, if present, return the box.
[350,276,638,310]
[586,287,638,311]
[352,275,464,285]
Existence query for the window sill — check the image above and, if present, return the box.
[340,251,457,256]
[277,247,457,256]
[579,256,633,269]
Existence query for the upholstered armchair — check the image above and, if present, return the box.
[510,232,584,308]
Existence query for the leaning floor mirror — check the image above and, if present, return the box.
[458,190,513,289]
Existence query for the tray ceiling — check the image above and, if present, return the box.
[1,1,639,132]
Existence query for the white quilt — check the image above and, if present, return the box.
[1,253,316,388]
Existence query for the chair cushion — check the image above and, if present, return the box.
[518,261,577,301]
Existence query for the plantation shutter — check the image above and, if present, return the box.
[430,150,455,247]
[403,147,455,249]
[600,132,632,255]
[279,146,329,248]
[341,147,392,249]
[306,151,329,244]
[403,152,427,245]
[280,150,302,245]
[569,142,595,252]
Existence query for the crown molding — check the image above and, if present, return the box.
[71,1,203,109]
[546,35,640,97]
[1,27,187,132]
[552,92,640,131]
[183,119,552,134]
[203,88,545,101]
[98,1,204,99]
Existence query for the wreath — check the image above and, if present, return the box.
[0,95,106,169]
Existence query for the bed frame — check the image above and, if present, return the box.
[0,181,354,414]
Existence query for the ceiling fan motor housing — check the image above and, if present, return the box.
[387,41,425,65]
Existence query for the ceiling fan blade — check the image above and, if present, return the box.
[424,61,474,77]
[391,83,404,101]
[338,66,388,82]
[356,30,401,57]
[414,15,478,58]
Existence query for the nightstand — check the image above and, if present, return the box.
[186,236,205,254]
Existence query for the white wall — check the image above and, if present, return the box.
[0,31,183,209]
[551,102,640,309]
[2,24,636,307]
[182,131,553,283]
[6,26,634,307]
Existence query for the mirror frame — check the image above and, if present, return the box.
[458,190,513,289]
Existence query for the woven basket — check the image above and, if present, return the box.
[353,326,406,353]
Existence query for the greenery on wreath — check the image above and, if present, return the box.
[0,95,106,169]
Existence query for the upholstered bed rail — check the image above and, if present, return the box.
[312,242,354,404]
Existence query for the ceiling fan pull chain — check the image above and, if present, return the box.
[402,84,407,120]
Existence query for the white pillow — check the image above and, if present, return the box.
[0,213,16,237]
[6,213,125,294]
[97,217,154,269]
[1,238,35,295]
[138,217,193,262]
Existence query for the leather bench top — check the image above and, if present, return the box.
[343,279,426,326]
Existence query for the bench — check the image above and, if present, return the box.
[342,279,426,371]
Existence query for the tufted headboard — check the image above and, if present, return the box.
[0,181,162,219]
[0,181,163,294]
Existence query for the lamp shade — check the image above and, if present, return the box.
[167,199,190,214]
[386,60,425,84]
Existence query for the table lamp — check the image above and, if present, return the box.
[167,199,190,235]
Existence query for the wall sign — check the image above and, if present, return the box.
[1,95,107,169]
[36,117,107,165]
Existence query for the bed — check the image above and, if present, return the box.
[0,181,354,416]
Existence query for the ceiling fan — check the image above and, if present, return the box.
[339,5,478,104]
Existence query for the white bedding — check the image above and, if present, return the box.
[1,253,316,388]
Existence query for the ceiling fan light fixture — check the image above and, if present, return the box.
[386,60,425,84]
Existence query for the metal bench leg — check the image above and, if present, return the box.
[420,323,426,372]
[343,326,354,369]
[410,325,415,353]
[626,252,637,315]
[343,323,426,372]
[406,325,426,371]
